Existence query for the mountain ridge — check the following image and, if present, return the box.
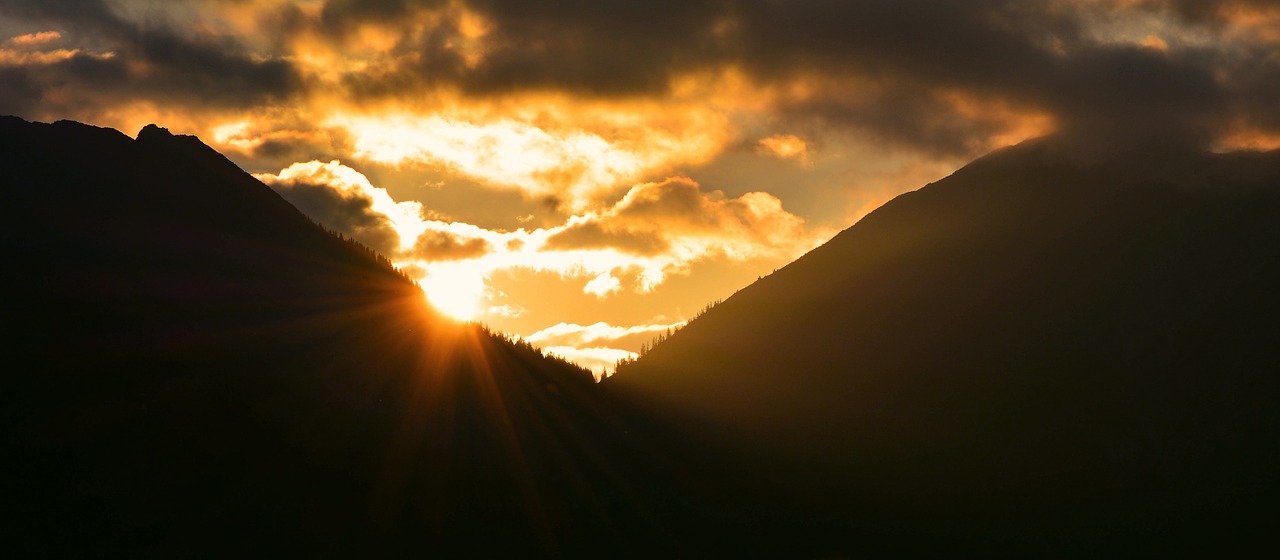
[8,114,1280,555]
[613,134,1280,552]
[1,116,694,556]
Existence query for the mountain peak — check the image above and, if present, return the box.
[136,123,174,141]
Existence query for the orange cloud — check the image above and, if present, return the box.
[606,177,823,260]
[327,98,732,209]
[1140,34,1169,51]
[0,31,114,66]
[1214,124,1280,152]
[1219,2,1280,43]
[543,222,669,256]
[210,120,335,158]
[5,31,61,47]
[531,177,828,294]
[757,134,811,164]
[335,114,637,206]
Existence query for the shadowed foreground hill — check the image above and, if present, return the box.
[615,138,1280,553]
[0,117,708,556]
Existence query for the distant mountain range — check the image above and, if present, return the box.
[5,116,1279,556]
[614,136,1280,553]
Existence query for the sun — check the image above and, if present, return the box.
[414,264,487,321]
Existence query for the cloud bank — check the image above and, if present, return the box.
[7,0,1280,370]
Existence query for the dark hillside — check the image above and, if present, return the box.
[0,117,698,556]
[614,137,1280,554]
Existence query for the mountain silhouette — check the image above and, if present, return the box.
[10,115,1280,556]
[0,117,718,556]
[614,137,1280,554]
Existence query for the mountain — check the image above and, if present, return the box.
[613,138,1280,553]
[12,116,1279,556]
[0,117,706,556]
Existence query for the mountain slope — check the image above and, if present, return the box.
[613,138,1280,552]
[0,117,698,556]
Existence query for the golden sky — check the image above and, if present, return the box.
[3,0,1279,375]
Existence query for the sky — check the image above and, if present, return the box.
[3,0,1279,376]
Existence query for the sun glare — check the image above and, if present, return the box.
[416,262,487,321]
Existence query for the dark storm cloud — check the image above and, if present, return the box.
[732,0,1076,86]
[459,0,726,96]
[1229,49,1280,133]
[1045,44,1224,152]
[323,0,1052,101]
[544,222,670,256]
[0,0,300,115]
[705,0,1234,153]
[775,80,1031,157]
[514,1,1274,150]
[267,180,401,257]
[1156,0,1280,25]
[4,0,1277,156]
[0,67,40,115]
[318,0,723,97]
[407,230,492,261]
[313,0,1269,154]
